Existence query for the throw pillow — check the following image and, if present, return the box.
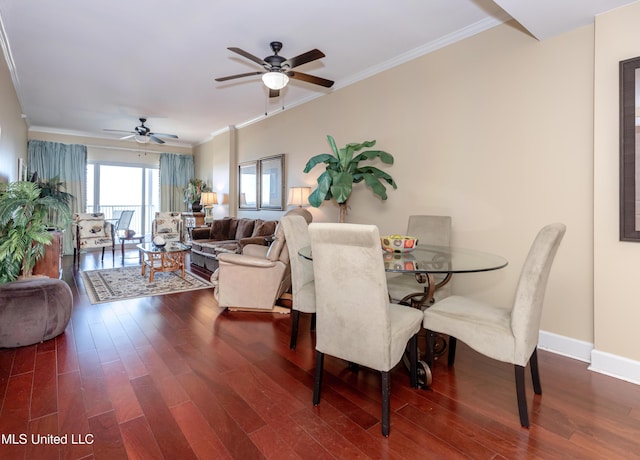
[252,220,277,237]
[210,217,232,240]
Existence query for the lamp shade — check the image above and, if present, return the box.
[262,71,289,90]
[288,187,311,207]
[135,134,150,144]
[200,191,218,206]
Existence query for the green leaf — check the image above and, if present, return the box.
[330,172,354,203]
[303,153,338,173]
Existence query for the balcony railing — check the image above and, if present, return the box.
[86,204,156,236]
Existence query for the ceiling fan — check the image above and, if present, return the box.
[104,118,178,144]
[215,41,334,97]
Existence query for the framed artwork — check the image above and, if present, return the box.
[238,161,258,209]
[620,56,640,241]
[259,154,285,210]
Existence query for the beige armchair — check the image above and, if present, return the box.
[212,218,291,312]
[386,215,452,305]
[309,223,424,436]
[281,213,314,349]
[152,212,183,242]
[423,223,566,427]
[72,212,115,266]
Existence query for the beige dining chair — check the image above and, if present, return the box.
[309,223,424,436]
[280,213,315,349]
[386,215,452,305]
[422,223,566,428]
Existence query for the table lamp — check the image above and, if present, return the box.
[200,192,218,224]
[287,187,312,221]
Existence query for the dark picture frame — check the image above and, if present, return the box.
[620,56,640,241]
[259,154,285,210]
[238,161,258,209]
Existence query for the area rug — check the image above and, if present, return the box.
[81,265,213,304]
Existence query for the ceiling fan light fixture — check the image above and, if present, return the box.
[135,134,150,144]
[262,71,289,90]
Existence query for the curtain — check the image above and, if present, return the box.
[159,153,193,212]
[27,140,87,255]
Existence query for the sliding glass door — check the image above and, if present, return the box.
[86,163,159,236]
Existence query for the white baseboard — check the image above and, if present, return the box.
[538,330,640,386]
[589,350,640,385]
[538,330,593,363]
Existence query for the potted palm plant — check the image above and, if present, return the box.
[303,135,397,222]
[0,181,72,282]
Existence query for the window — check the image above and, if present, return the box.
[86,163,159,236]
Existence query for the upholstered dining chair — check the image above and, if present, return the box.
[386,215,452,305]
[281,212,314,349]
[72,212,115,267]
[309,223,424,436]
[422,223,566,428]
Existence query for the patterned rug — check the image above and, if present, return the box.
[81,265,212,304]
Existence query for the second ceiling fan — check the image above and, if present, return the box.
[215,41,334,97]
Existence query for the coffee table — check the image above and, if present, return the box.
[137,242,191,282]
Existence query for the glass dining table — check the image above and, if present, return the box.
[299,243,508,386]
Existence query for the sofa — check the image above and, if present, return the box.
[190,217,278,277]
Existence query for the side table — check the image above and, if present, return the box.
[119,234,145,263]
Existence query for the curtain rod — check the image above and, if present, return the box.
[84,144,165,154]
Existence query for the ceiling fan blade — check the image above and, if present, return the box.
[288,71,334,88]
[283,49,325,69]
[149,135,165,144]
[119,134,135,140]
[150,132,178,139]
[215,71,263,82]
[104,129,135,134]
[227,47,268,66]
[269,88,280,98]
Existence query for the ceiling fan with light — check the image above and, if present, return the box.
[104,118,178,144]
[215,41,334,97]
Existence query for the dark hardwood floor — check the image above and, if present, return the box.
[1,250,639,459]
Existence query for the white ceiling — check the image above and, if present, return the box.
[0,0,636,148]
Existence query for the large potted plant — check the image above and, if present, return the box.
[0,181,72,282]
[304,135,397,222]
[184,178,207,212]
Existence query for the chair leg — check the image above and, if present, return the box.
[381,371,391,436]
[290,310,300,350]
[310,313,316,332]
[409,334,418,389]
[425,329,435,368]
[447,336,457,367]
[101,247,105,261]
[514,364,530,428]
[530,348,542,395]
[313,351,324,406]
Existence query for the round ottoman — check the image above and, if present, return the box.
[0,277,73,348]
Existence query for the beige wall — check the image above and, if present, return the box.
[594,3,640,363]
[196,20,595,350]
[194,128,233,219]
[0,44,27,182]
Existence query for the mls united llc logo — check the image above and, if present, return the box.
[2,433,94,445]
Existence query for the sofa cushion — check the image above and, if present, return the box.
[210,217,232,240]
[234,218,256,240]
